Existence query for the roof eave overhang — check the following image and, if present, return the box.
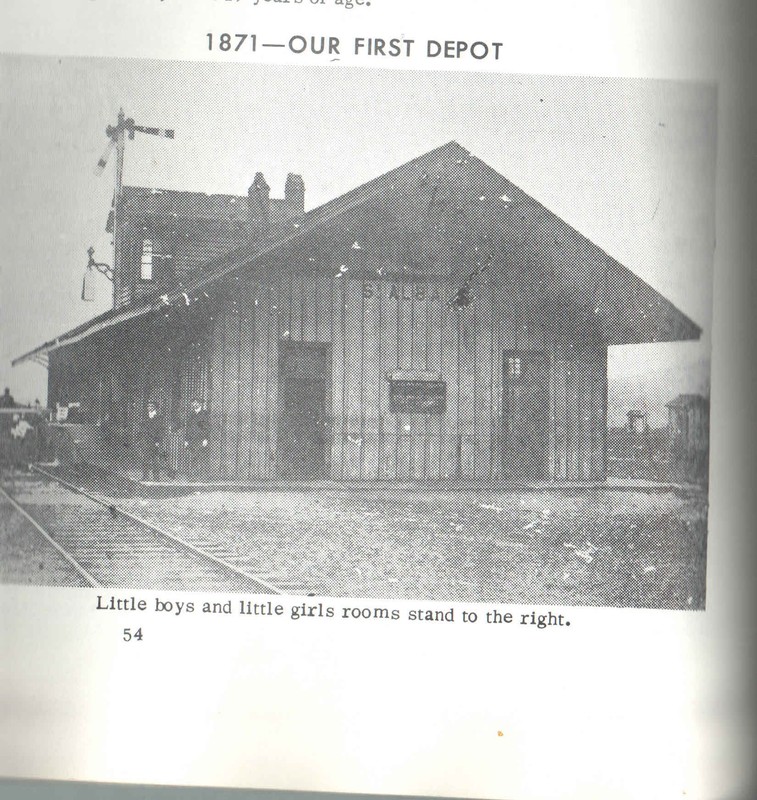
[11,304,154,367]
[12,169,395,367]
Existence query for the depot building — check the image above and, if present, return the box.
[14,142,700,482]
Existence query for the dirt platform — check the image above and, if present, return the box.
[115,485,708,609]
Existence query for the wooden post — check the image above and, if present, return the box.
[112,109,126,309]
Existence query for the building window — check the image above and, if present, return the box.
[507,357,522,377]
[140,237,174,284]
[140,239,153,281]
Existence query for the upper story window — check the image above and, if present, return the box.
[140,239,154,281]
[139,236,174,284]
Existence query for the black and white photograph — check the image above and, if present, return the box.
[1,55,714,609]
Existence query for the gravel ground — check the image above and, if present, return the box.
[118,487,708,609]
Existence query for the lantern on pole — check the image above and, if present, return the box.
[81,246,113,302]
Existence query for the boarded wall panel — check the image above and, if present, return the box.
[590,348,608,479]
[343,279,364,478]
[575,359,593,480]
[264,284,279,478]
[441,302,460,478]
[249,285,268,476]
[566,359,580,480]
[394,285,418,478]
[411,431,427,480]
[382,280,400,478]
[224,306,242,478]
[426,281,444,479]
[458,309,475,477]
[208,312,225,478]
[315,271,332,343]
[376,280,392,477]
[113,265,612,485]
[396,425,413,479]
[280,268,294,342]
[411,285,427,371]
[362,279,382,479]
[331,277,346,478]
[411,285,430,479]
[301,269,318,342]
[552,358,568,480]
[237,294,254,481]
[290,270,304,341]
[474,282,494,478]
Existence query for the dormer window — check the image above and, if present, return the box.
[140,239,154,281]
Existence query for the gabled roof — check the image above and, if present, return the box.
[13,141,701,366]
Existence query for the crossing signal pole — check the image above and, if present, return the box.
[93,109,174,308]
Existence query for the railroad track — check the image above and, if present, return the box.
[0,467,289,593]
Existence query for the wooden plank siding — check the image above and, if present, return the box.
[197,268,609,482]
[50,267,609,483]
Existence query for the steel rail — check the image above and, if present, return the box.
[27,465,284,594]
[0,484,100,587]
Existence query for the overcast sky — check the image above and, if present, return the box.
[0,56,715,423]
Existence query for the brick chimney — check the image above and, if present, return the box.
[284,173,305,214]
[248,172,270,236]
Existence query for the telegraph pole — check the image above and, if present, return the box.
[112,108,126,309]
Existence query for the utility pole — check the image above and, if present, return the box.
[112,108,126,309]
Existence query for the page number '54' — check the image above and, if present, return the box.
[123,628,143,642]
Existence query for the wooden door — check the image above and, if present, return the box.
[502,350,549,480]
[277,342,331,478]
